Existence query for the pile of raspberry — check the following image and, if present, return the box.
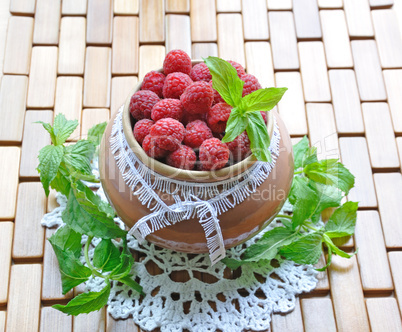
[130,50,263,171]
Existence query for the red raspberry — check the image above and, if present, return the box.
[190,63,212,82]
[208,81,225,104]
[199,138,230,171]
[241,74,262,97]
[166,145,197,170]
[142,135,169,159]
[163,73,193,99]
[141,71,165,98]
[182,112,206,126]
[228,60,246,77]
[207,103,232,134]
[226,132,251,162]
[163,50,192,75]
[149,118,185,151]
[184,120,213,149]
[133,119,154,144]
[151,99,184,122]
[180,81,214,115]
[129,90,160,120]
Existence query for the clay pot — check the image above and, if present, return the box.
[99,62,294,253]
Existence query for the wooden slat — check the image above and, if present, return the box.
[0,222,13,305]
[362,103,400,169]
[166,15,191,56]
[366,298,402,332]
[0,147,20,220]
[58,17,86,75]
[374,173,402,249]
[3,16,34,75]
[328,255,370,331]
[216,0,241,12]
[275,72,307,136]
[293,0,322,39]
[217,14,246,67]
[314,253,330,292]
[13,182,46,260]
[33,0,61,45]
[106,316,139,331]
[344,0,374,38]
[370,0,394,7]
[351,40,387,101]
[398,137,402,171]
[111,76,138,115]
[389,252,402,316]
[339,138,377,208]
[42,229,73,302]
[27,47,58,108]
[0,311,5,331]
[355,211,393,291]
[190,0,217,42]
[40,307,73,332]
[301,298,337,332]
[394,0,402,37]
[268,11,299,70]
[245,42,274,88]
[20,110,53,178]
[192,43,218,59]
[0,0,11,81]
[138,45,165,81]
[267,0,292,10]
[81,109,111,139]
[112,16,139,75]
[55,77,83,141]
[329,70,364,134]
[306,103,339,160]
[83,47,111,108]
[140,0,165,43]
[320,10,353,69]
[87,0,113,45]
[114,0,139,15]
[299,42,331,102]
[6,264,42,332]
[62,0,87,15]
[9,0,35,15]
[166,0,189,13]
[318,0,343,8]
[242,0,269,41]
[272,298,303,332]
[0,75,28,143]
[383,70,402,134]
[73,308,106,331]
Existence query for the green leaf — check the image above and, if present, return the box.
[241,87,287,114]
[87,122,107,146]
[64,140,96,175]
[304,159,355,195]
[110,253,134,279]
[316,245,332,272]
[93,239,121,272]
[50,162,72,197]
[119,275,144,295]
[221,257,244,270]
[323,234,354,259]
[36,121,57,145]
[221,108,248,143]
[53,114,79,145]
[246,112,271,162]
[203,56,244,107]
[324,201,358,238]
[309,182,343,223]
[49,226,82,259]
[279,231,324,265]
[37,145,64,196]
[53,283,111,316]
[292,136,318,170]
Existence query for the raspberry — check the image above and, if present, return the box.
[151,99,184,122]
[166,145,197,170]
[141,71,165,98]
[228,60,246,77]
[199,138,230,171]
[129,90,160,120]
[133,119,154,144]
[180,81,214,115]
[182,112,206,126]
[149,118,185,151]
[184,120,213,149]
[142,135,169,159]
[208,81,225,104]
[226,132,251,162]
[163,73,193,99]
[241,74,262,97]
[190,63,212,82]
[207,103,232,134]
[163,50,192,75]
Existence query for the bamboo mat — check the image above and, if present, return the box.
[0,0,402,331]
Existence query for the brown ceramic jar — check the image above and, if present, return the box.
[99,62,294,253]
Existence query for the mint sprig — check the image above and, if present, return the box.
[203,57,287,162]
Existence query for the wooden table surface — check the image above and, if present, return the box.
[1,0,402,331]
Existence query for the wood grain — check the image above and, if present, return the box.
[0,311,5,331]
[242,0,269,40]
[166,0,189,13]
[111,76,138,115]
[138,45,165,80]
[73,307,106,331]
[33,0,61,45]
[192,44,218,59]
[106,316,139,331]
[366,298,402,332]
[81,109,111,139]
[272,298,303,332]
[217,0,241,12]
[191,0,217,42]
[166,14,191,56]
[140,0,165,43]
[0,222,13,305]
[114,0,139,15]
[398,137,402,171]
[301,298,337,332]
[389,252,402,316]
[40,307,73,332]
[293,0,322,39]
[87,0,113,45]
[9,0,35,15]
[267,0,292,10]
[245,42,274,88]
[383,70,402,134]
[344,0,374,37]
[62,0,87,15]
[0,147,20,220]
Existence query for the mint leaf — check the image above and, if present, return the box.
[119,275,144,295]
[304,159,355,195]
[324,201,358,238]
[53,283,110,316]
[87,122,107,146]
[309,182,343,223]
[221,257,244,270]
[323,234,354,259]
[279,231,324,265]
[110,253,134,279]
[221,108,248,143]
[49,226,82,259]
[64,140,96,175]
[37,145,64,196]
[316,245,332,272]
[203,56,244,107]
[246,112,271,162]
[36,121,57,145]
[50,162,72,197]
[53,114,79,145]
[293,136,318,170]
[241,87,287,113]
[93,239,121,272]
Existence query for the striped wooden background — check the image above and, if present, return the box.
[0,0,402,331]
